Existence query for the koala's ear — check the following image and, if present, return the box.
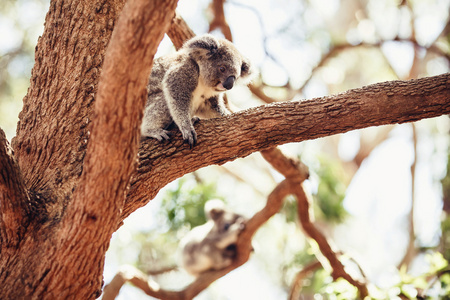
[208,207,225,221]
[240,57,256,80]
[184,34,219,53]
[238,58,256,85]
[241,60,250,77]
[205,199,226,220]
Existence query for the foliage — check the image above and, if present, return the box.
[133,175,224,272]
[442,216,450,262]
[136,231,180,274]
[312,155,349,223]
[160,175,224,230]
[442,151,450,261]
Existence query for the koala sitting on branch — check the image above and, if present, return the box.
[178,199,247,276]
[141,34,254,147]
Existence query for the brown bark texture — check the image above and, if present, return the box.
[1,0,177,298]
[0,0,449,298]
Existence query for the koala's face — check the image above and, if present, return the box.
[214,210,246,234]
[206,200,246,245]
[186,34,254,92]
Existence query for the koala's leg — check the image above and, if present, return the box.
[163,62,200,147]
[209,95,232,116]
[210,248,234,271]
[196,95,231,119]
[141,95,173,141]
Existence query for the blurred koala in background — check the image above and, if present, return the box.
[178,199,246,276]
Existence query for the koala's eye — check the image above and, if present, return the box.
[219,66,226,73]
[223,223,230,231]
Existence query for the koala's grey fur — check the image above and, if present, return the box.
[178,199,246,276]
[141,34,254,147]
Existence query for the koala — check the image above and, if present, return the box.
[141,34,254,147]
[178,199,246,276]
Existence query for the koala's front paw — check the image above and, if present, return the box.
[214,256,233,270]
[191,116,200,124]
[180,126,197,148]
[223,244,237,259]
[143,129,171,142]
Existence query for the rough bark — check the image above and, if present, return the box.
[0,129,30,251]
[12,0,127,223]
[1,0,177,299]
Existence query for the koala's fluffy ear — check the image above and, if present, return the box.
[205,199,226,221]
[241,59,251,77]
[240,57,256,84]
[208,207,225,221]
[184,34,219,53]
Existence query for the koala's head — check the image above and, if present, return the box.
[204,199,246,236]
[184,34,255,92]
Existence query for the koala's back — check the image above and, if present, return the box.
[178,204,246,276]
[147,56,170,100]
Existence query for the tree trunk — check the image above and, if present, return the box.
[0,0,449,298]
[0,0,177,298]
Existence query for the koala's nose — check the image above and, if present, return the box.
[223,76,235,90]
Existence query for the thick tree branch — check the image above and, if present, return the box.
[54,0,178,297]
[0,129,30,248]
[123,73,450,220]
[0,1,179,299]
[11,0,127,223]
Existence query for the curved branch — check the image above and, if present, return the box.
[167,12,195,49]
[289,260,322,300]
[102,265,181,300]
[262,148,368,297]
[209,0,233,41]
[123,73,450,219]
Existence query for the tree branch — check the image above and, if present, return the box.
[293,182,368,297]
[23,0,179,298]
[289,260,322,300]
[106,179,293,299]
[262,148,368,297]
[102,265,181,300]
[123,73,450,219]
[110,147,369,299]
[11,0,128,223]
[167,12,195,48]
[209,0,233,41]
[0,128,30,248]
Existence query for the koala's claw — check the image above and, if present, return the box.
[144,129,171,142]
[181,128,197,148]
[191,116,200,124]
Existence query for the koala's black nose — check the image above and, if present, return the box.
[223,76,235,90]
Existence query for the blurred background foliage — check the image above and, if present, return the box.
[1,0,450,299]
